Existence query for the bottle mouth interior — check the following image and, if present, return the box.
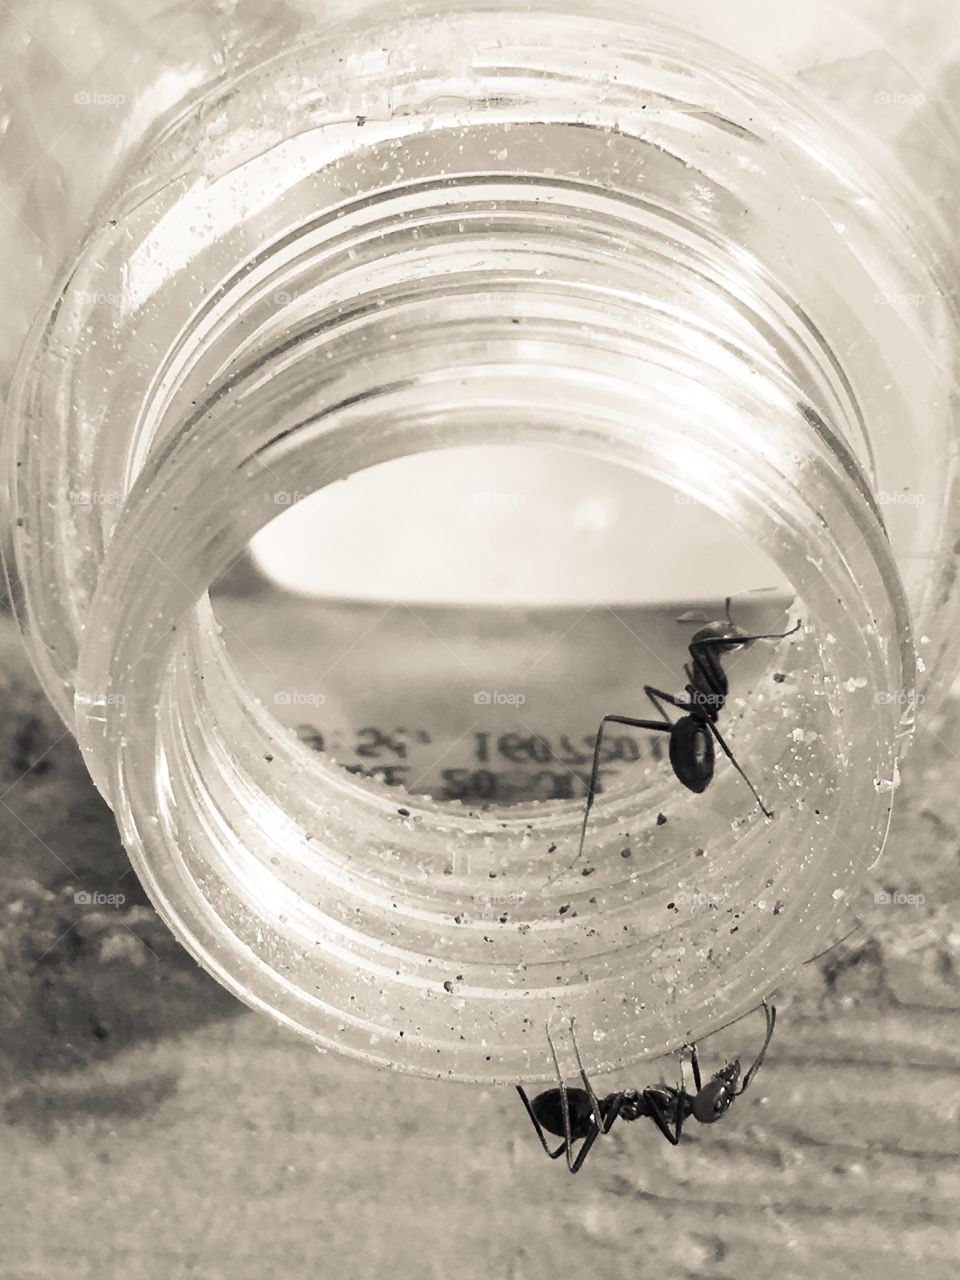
[4,5,930,1079]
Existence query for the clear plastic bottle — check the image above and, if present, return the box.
[2,0,959,1081]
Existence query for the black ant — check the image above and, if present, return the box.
[576,598,800,855]
[516,1001,776,1174]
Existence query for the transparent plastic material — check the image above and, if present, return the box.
[2,1,960,1081]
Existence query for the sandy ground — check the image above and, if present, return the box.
[1,610,959,1280]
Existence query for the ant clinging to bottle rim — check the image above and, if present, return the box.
[575,595,802,865]
[517,1001,777,1175]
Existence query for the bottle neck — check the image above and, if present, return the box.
[4,3,940,1080]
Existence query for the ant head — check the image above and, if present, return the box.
[690,620,751,651]
[691,1060,741,1124]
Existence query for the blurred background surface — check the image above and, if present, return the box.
[1,606,959,1280]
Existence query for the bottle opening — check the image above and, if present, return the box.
[214,445,792,810]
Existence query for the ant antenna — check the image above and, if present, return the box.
[747,618,803,643]
[724,591,804,643]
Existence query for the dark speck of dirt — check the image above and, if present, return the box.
[443,980,455,993]
[694,847,705,857]
[773,672,787,683]
[397,808,410,817]
[656,812,667,826]
[264,754,274,763]
[581,867,594,876]
[620,847,632,858]
[547,843,557,854]
[559,904,570,915]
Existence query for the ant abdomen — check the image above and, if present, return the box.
[669,717,715,793]
[531,1087,597,1140]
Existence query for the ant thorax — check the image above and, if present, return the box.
[640,1083,684,1116]
[616,1089,647,1122]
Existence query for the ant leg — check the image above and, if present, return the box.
[545,1021,581,1174]
[546,1020,624,1173]
[673,1090,687,1144]
[739,1001,777,1094]
[569,1017,606,1136]
[674,1047,699,1145]
[576,714,672,861]
[565,1124,602,1174]
[643,686,692,720]
[681,1040,703,1093]
[643,1092,682,1146]
[568,1094,626,1175]
[704,720,773,818]
[515,1086,569,1160]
